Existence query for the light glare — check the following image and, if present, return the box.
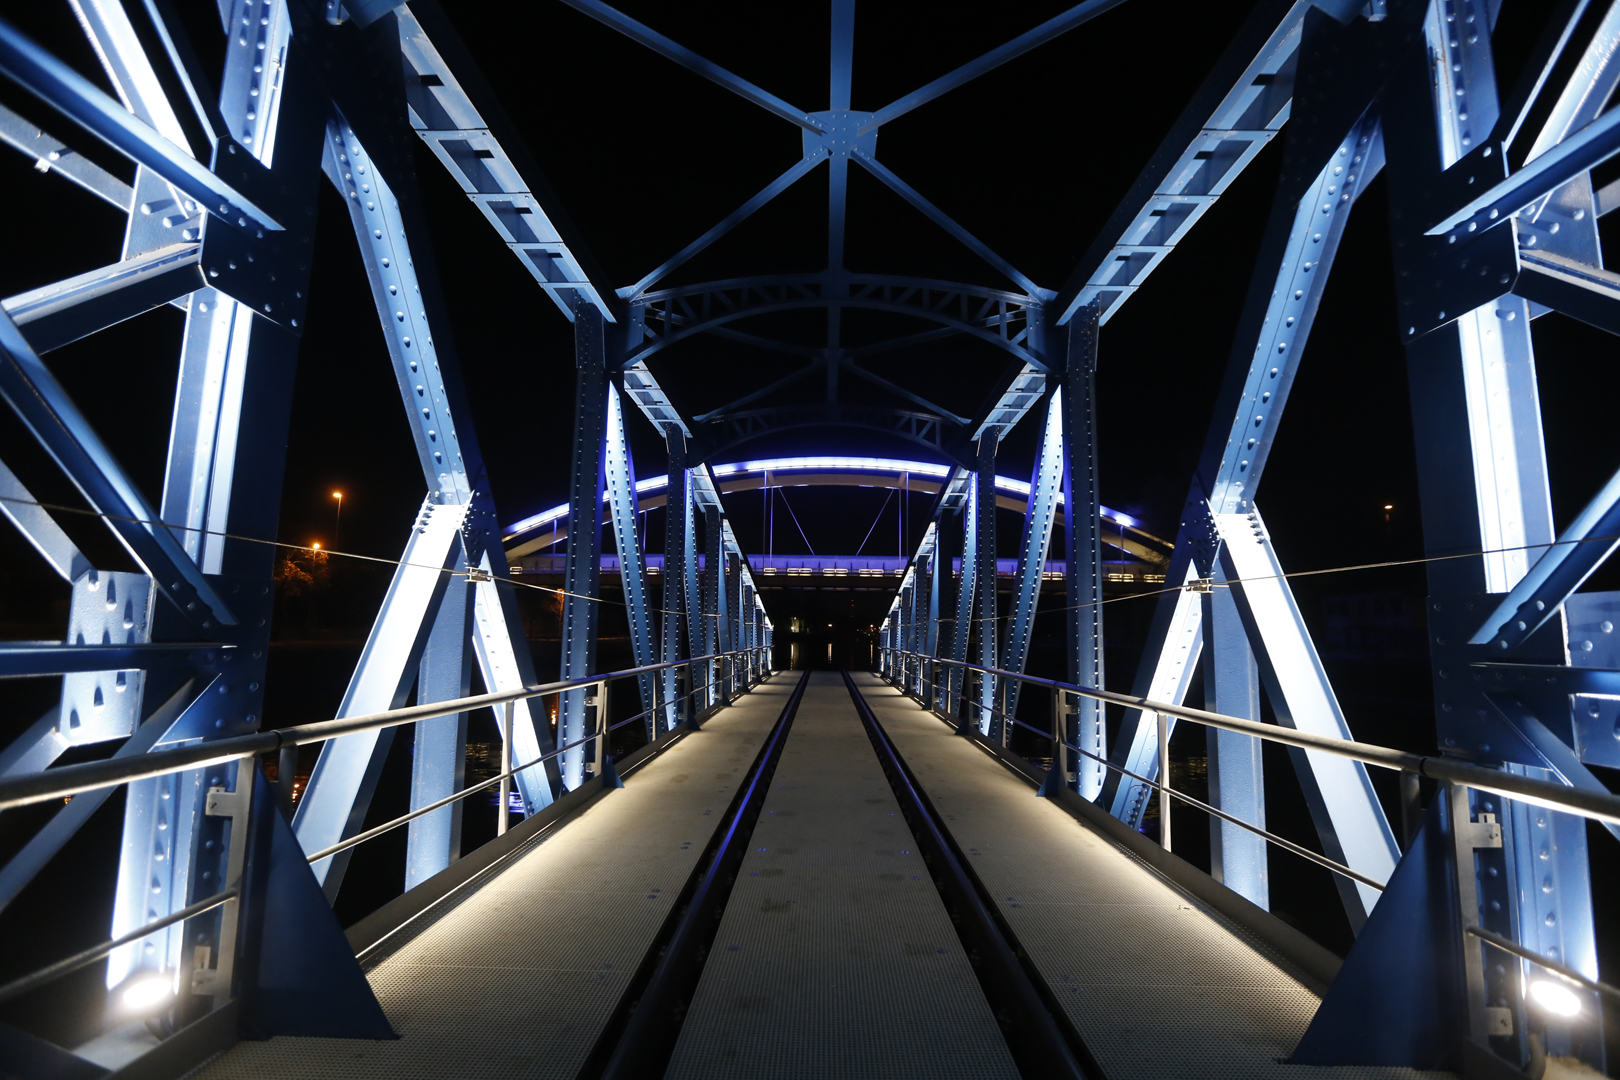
[503,455,1142,537]
[122,975,173,1010]
[1529,979,1583,1018]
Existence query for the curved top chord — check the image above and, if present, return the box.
[625,273,1046,370]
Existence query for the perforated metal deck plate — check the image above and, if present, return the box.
[664,672,1019,1080]
[854,674,1454,1080]
[183,678,793,1080]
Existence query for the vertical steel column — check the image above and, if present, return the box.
[1107,109,1385,825]
[1062,307,1107,799]
[973,435,999,736]
[704,504,728,705]
[603,387,658,736]
[1378,1,1597,1064]
[661,430,689,731]
[1201,565,1266,908]
[945,489,977,716]
[406,537,472,889]
[559,306,609,790]
[105,0,315,990]
[923,526,943,709]
[1002,389,1066,720]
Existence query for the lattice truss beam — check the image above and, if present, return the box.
[879,1,1620,1069]
[0,0,771,1006]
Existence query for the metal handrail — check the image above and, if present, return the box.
[907,666,1384,889]
[303,666,762,864]
[0,649,767,811]
[0,888,237,1004]
[885,650,1620,829]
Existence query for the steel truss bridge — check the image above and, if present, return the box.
[2,0,1620,1077]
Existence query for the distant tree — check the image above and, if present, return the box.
[274,546,330,596]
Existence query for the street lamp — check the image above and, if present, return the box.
[332,491,343,541]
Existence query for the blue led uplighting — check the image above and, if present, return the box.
[502,454,1139,541]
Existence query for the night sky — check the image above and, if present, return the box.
[2,1,1618,660]
[5,0,1620,998]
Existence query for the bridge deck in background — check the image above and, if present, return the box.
[664,672,1018,1080]
[186,677,794,1080]
[853,673,1448,1080]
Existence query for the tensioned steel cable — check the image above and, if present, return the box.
[0,491,735,621]
[930,531,1616,624]
[851,487,895,556]
[771,483,817,555]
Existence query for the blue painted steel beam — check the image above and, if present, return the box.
[830,0,855,111]
[0,309,236,629]
[559,306,609,789]
[1471,462,1620,651]
[1061,305,1107,799]
[0,643,230,677]
[944,486,977,717]
[851,151,1044,296]
[554,0,825,134]
[627,273,1043,370]
[704,503,725,707]
[661,431,689,731]
[621,150,828,299]
[973,436,999,736]
[604,386,659,735]
[0,16,279,233]
[1201,566,1267,908]
[1428,106,1620,236]
[1001,389,1065,720]
[693,362,823,422]
[1106,114,1384,823]
[407,538,472,889]
[838,359,971,425]
[860,0,1131,133]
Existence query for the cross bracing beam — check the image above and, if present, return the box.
[393,3,613,322]
[1106,109,1384,826]
[0,101,132,209]
[2,242,204,354]
[966,0,1317,445]
[0,16,279,232]
[553,0,825,134]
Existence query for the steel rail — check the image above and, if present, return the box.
[1467,925,1620,1007]
[585,669,810,1080]
[0,650,764,810]
[843,671,1101,1080]
[977,703,1385,892]
[304,669,763,865]
[0,888,236,1004]
[894,652,1620,828]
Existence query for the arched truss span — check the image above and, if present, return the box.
[625,274,1045,369]
[693,404,969,469]
[501,454,1169,563]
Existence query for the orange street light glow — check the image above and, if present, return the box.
[312,542,321,550]
[1384,504,1393,510]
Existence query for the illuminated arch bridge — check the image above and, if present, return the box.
[501,455,1172,571]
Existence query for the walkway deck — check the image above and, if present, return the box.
[190,677,793,1080]
[854,673,1444,1080]
[185,672,1452,1080]
[664,672,1017,1080]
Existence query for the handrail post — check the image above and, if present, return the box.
[997,673,1010,748]
[192,760,254,1009]
[594,681,610,774]
[276,743,298,815]
[1157,709,1171,852]
[1051,688,1069,789]
[497,700,514,837]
